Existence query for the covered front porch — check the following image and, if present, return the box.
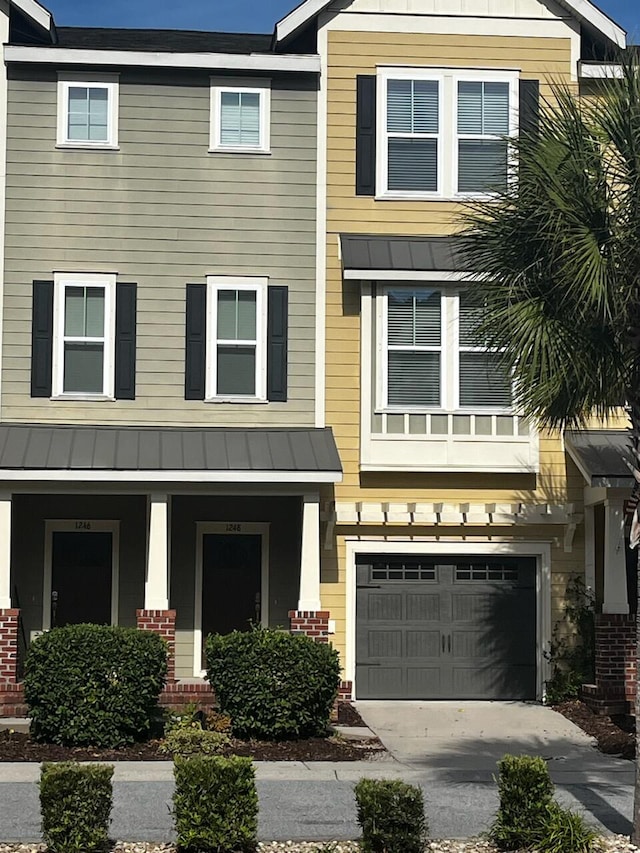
[0,424,343,715]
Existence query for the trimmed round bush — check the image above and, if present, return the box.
[25,624,168,747]
[205,627,340,740]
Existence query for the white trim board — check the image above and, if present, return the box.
[344,537,552,702]
[43,519,120,631]
[275,0,625,49]
[0,469,342,484]
[344,270,476,281]
[12,0,52,34]
[4,46,320,74]
[193,521,270,676]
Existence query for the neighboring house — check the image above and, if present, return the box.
[270,0,634,704]
[0,5,343,714]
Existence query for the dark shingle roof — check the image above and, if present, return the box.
[340,235,470,272]
[0,424,342,477]
[50,27,274,54]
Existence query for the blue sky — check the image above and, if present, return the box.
[39,1,640,37]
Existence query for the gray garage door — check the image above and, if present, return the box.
[356,555,537,700]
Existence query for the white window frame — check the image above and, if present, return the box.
[209,77,271,154]
[377,284,513,414]
[56,73,119,149]
[205,275,268,403]
[376,67,519,201]
[52,272,116,400]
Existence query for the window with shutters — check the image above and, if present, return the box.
[52,273,116,398]
[377,68,518,199]
[56,74,119,149]
[210,78,271,154]
[206,276,268,401]
[380,286,511,412]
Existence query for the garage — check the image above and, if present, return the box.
[356,554,537,700]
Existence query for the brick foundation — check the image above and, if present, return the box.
[159,679,217,712]
[582,614,637,715]
[136,609,176,683]
[289,610,330,643]
[0,609,20,685]
[338,681,353,701]
[0,683,26,717]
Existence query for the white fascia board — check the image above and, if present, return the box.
[276,0,625,50]
[0,469,342,483]
[12,0,52,34]
[579,62,623,79]
[343,270,474,281]
[3,45,321,74]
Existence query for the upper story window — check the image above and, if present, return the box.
[379,286,512,411]
[206,276,268,401]
[377,68,517,200]
[53,273,116,398]
[56,74,119,149]
[210,78,271,154]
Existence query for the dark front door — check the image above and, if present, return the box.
[356,555,537,700]
[202,534,262,644]
[51,531,113,627]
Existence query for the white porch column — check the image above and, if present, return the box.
[145,493,169,610]
[584,505,595,592]
[298,493,322,611]
[0,493,11,609]
[603,498,629,614]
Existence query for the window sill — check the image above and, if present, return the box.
[208,147,271,156]
[205,397,268,405]
[374,192,500,202]
[51,394,116,402]
[55,143,120,151]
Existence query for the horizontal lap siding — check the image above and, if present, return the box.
[2,69,318,426]
[322,29,582,663]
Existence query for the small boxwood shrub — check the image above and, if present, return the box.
[160,725,230,757]
[205,627,340,739]
[491,755,554,850]
[173,755,257,852]
[39,762,113,853]
[25,624,168,747]
[354,778,428,853]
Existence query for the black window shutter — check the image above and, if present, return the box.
[267,285,288,402]
[31,280,54,398]
[519,79,540,138]
[114,282,137,400]
[185,283,207,400]
[356,75,377,196]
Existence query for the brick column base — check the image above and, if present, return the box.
[0,609,20,685]
[137,609,176,683]
[289,610,330,643]
[582,613,636,715]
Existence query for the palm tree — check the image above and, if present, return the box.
[458,57,640,840]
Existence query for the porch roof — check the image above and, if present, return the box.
[0,423,343,483]
[565,429,633,488]
[340,234,472,279]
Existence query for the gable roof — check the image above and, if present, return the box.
[275,0,626,49]
[11,0,53,35]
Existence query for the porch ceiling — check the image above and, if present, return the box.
[565,429,633,488]
[0,424,343,483]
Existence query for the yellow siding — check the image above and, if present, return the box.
[321,28,584,669]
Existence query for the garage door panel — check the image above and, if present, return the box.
[356,555,537,700]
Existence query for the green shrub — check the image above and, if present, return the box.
[160,725,230,757]
[39,762,113,853]
[535,802,596,853]
[491,755,554,850]
[205,627,340,739]
[545,577,595,705]
[173,755,257,852]
[25,624,168,747]
[354,778,428,853]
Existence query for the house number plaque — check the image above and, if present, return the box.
[74,521,92,530]
[225,523,242,533]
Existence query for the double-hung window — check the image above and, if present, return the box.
[53,273,116,398]
[380,286,511,411]
[210,79,271,153]
[206,276,267,400]
[378,68,517,198]
[57,75,119,148]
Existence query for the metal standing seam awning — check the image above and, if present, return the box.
[340,234,473,279]
[565,430,633,489]
[0,424,343,483]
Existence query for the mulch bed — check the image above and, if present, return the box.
[553,699,635,760]
[0,702,382,762]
